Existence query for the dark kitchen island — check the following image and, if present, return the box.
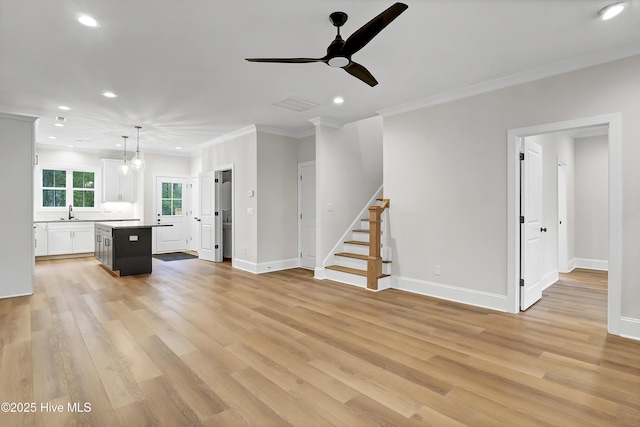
[95,221,171,276]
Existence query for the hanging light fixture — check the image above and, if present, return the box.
[118,136,131,176]
[131,125,145,171]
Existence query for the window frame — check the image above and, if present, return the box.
[35,163,101,212]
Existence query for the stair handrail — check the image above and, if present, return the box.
[367,198,389,290]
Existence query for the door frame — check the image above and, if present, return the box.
[557,160,569,273]
[200,164,234,263]
[298,160,316,270]
[507,113,621,335]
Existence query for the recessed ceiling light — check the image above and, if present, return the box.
[58,105,71,111]
[115,143,122,147]
[54,123,64,127]
[175,147,182,150]
[102,91,117,98]
[598,2,627,20]
[67,145,75,148]
[333,96,345,104]
[48,136,57,140]
[78,14,100,27]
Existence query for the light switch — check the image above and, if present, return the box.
[327,203,334,211]
[247,190,254,197]
[247,208,254,215]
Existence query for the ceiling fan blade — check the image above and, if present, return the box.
[245,58,324,63]
[343,2,408,57]
[344,62,378,87]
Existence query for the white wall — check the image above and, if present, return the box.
[384,53,640,321]
[0,113,35,298]
[314,115,383,268]
[575,135,608,263]
[297,134,316,163]
[141,152,192,225]
[257,132,299,266]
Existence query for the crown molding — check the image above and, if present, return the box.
[309,117,344,129]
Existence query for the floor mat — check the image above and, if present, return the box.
[152,252,198,261]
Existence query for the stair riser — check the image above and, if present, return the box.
[334,257,391,274]
[342,243,369,256]
[352,232,370,243]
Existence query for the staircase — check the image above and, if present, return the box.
[325,197,391,291]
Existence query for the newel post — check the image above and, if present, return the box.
[367,205,382,291]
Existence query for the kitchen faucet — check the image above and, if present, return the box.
[69,204,74,220]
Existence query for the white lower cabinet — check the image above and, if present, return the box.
[34,223,48,256]
[46,222,95,255]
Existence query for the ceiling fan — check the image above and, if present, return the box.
[245,2,408,87]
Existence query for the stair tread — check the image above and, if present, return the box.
[326,265,390,278]
[352,229,369,233]
[335,252,391,263]
[344,240,369,246]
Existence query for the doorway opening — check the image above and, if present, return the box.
[198,166,233,263]
[507,113,622,335]
[519,127,609,310]
[298,161,316,270]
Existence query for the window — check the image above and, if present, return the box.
[73,171,95,207]
[39,167,97,209]
[162,182,183,215]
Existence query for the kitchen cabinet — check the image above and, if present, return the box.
[102,159,136,202]
[34,223,48,256]
[94,224,113,269]
[47,222,95,255]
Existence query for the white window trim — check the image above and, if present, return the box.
[35,163,102,212]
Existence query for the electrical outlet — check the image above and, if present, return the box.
[434,265,441,275]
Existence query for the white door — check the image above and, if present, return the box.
[189,177,199,252]
[299,162,316,269]
[557,162,569,273]
[155,176,189,253]
[199,171,223,262]
[521,139,544,310]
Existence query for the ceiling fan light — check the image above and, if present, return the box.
[328,57,350,68]
[78,15,100,27]
[598,2,627,20]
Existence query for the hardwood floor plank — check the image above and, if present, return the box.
[102,319,163,383]
[10,257,638,426]
[137,334,228,420]
[31,329,68,402]
[181,351,293,426]
[0,341,35,427]
[231,367,333,426]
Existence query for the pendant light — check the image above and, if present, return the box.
[118,136,131,176]
[131,125,145,171]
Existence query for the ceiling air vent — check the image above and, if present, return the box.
[55,116,67,122]
[272,97,319,112]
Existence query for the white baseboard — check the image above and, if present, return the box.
[542,270,559,291]
[233,258,300,274]
[620,317,640,341]
[314,267,326,280]
[570,258,608,271]
[392,275,511,313]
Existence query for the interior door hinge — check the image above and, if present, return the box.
[215,245,219,249]
[520,278,524,287]
[215,212,219,216]
[215,178,219,183]
[300,175,302,181]
[519,153,525,161]
[520,216,525,224]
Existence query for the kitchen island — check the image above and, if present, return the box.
[95,221,171,276]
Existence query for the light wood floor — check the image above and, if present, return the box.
[1,259,638,426]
